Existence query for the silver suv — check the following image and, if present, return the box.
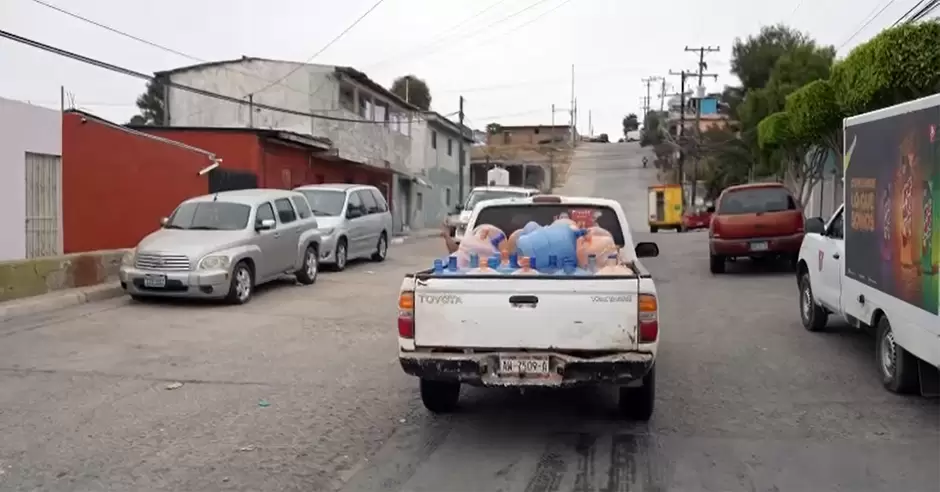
[293,184,393,271]
[119,189,322,304]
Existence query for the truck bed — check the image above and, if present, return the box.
[412,273,641,351]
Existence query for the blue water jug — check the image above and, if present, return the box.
[515,223,587,263]
[433,258,444,274]
[544,255,559,274]
[520,221,542,236]
[443,256,460,275]
[561,257,578,275]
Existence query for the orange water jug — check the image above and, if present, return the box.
[576,230,618,268]
[596,253,633,275]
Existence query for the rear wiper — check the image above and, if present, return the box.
[188,226,221,230]
[163,224,184,229]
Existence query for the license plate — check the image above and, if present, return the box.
[749,241,769,251]
[498,356,550,376]
[143,274,167,288]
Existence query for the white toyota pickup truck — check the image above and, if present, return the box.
[396,195,662,420]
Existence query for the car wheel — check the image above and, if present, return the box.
[296,245,319,285]
[709,254,726,274]
[333,238,348,271]
[420,379,460,413]
[876,316,920,394]
[225,261,254,305]
[618,364,655,421]
[799,273,828,332]
[371,232,388,262]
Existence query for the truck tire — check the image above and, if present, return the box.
[876,316,920,394]
[709,254,725,274]
[618,364,655,421]
[798,273,828,332]
[420,379,461,413]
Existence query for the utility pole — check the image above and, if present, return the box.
[405,77,410,104]
[458,95,466,203]
[641,76,663,116]
[659,79,667,112]
[684,45,720,208]
[570,64,576,146]
[248,94,254,128]
[588,110,593,136]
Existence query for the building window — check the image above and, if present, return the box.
[503,132,511,145]
[444,187,452,206]
[416,192,423,211]
[339,84,355,113]
[431,131,437,149]
[447,138,452,156]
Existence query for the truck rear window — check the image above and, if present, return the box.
[474,204,625,246]
[718,187,798,215]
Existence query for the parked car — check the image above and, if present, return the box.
[708,183,805,274]
[120,189,322,304]
[293,184,393,271]
[447,186,540,243]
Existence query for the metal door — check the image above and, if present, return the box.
[655,191,666,222]
[208,168,258,193]
[24,152,62,257]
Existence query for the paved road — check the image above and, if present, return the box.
[0,142,937,491]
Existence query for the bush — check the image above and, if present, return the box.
[831,20,940,115]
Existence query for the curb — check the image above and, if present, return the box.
[0,282,125,322]
[391,229,443,245]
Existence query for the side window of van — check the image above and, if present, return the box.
[370,189,389,212]
[358,190,379,214]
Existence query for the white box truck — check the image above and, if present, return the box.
[796,93,939,396]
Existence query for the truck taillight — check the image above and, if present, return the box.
[398,291,414,339]
[795,212,805,233]
[710,218,721,238]
[638,293,658,343]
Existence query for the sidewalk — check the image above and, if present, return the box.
[0,282,125,322]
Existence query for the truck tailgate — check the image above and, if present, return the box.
[413,277,639,350]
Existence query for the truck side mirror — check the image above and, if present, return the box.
[635,241,660,258]
[806,217,825,234]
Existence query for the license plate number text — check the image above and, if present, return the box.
[750,241,769,251]
[499,356,550,376]
[144,274,167,288]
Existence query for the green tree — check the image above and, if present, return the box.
[128,78,167,125]
[731,25,808,91]
[622,113,639,134]
[831,20,940,115]
[390,75,432,110]
[640,111,664,146]
[485,122,502,135]
[698,127,752,198]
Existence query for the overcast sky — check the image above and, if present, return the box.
[1,0,931,137]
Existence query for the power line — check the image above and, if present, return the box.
[25,0,314,98]
[892,0,930,25]
[907,0,940,21]
[362,0,514,70]
[366,0,557,68]
[838,0,901,51]
[0,28,412,125]
[252,0,388,96]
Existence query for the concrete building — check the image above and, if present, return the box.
[0,97,62,261]
[406,112,472,230]
[156,57,425,233]
[471,124,575,192]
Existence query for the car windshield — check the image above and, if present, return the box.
[165,201,251,230]
[465,190,528,210]
[299,190,346,216]
[718,187,797,215]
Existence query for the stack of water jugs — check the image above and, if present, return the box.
[432,219,632,276]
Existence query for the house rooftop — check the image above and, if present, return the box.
[154,57,420,112]
[128,124,333,151]
[497,124,570,130]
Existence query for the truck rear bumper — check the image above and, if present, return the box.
[399,351,654,387]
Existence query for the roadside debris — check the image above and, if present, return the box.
[165,382,183,390]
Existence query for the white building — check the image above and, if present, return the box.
[406,112,472,230]
[0,97,63,261]
[157,57,418,171]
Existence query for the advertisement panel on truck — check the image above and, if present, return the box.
[844,106,940,314]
